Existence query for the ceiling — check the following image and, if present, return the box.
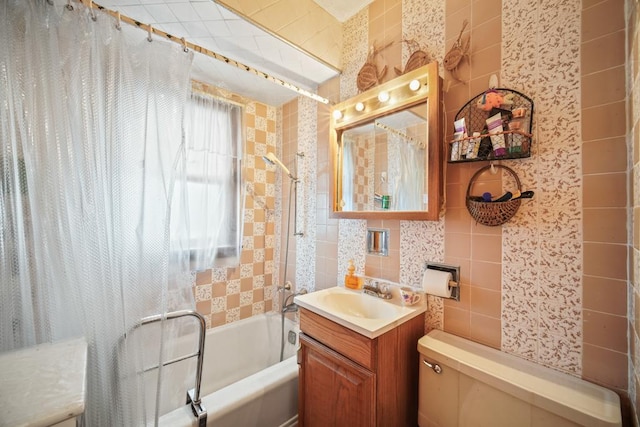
[89,0,370,106]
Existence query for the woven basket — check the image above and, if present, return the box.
[466,164,522,226]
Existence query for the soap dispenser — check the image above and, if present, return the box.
[344,259,363,290]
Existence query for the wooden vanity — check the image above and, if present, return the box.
[298,307,425,426]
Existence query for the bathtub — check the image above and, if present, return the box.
[146,312,299,427]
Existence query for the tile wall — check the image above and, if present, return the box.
[192,86,280,328]
[627,0,640,419]
[297,0,631,408]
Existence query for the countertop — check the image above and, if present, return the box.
[0,337,87,427]
[294,286,427,338]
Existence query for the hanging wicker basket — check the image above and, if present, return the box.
[466,164,522,226]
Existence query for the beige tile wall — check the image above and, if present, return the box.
[313,0,630,402]
[627,0,640,421]
[314,78,340,290]
[581,0,629,395]
[192,85,279,328]
[440,0,503,350]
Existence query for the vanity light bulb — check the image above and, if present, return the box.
[355,102,365,112]
[409,79,421,91]
[332,109,343,120]
[378,91,390,103]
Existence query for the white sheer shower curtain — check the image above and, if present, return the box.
[389,133,425,211]
[1,2,194,425]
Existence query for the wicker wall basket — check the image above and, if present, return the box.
[466,164,522,226]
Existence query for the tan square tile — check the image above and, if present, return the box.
[582,137,628,174]
[471,234,501,263]
[227,293,240,309]
[581,30,625,74]
[469,286,501,318]
[582,0,624,43]
[583,275,627,316]
[445,232,471,259]
[583,207,627,243]
[443,306,470,338]
[195,269,212,285]
[583,309,628,352]
[583,242,628,280]
[240,305,252,319]
[582,101,626,141]
[583,173,627,208]
[469,312,501,349]
[582,343,628,389]
[470,260,501,291]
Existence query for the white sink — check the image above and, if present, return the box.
[294,286,427,338]
[318,291,404,320]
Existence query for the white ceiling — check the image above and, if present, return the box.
[92,0,346,106]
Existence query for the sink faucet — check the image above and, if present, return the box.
[282,288,308,313]
[363,282,392,299]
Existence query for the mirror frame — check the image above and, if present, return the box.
[330,62,443,220]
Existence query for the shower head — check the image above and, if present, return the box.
[262,152,297,180]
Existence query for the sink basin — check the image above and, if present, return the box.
[294,286,427,338]
[318,292,403,320]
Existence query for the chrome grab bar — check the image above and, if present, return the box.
[136,309,207,427]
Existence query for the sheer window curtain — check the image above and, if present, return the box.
[179,93,243,271]
[1,2,194,425]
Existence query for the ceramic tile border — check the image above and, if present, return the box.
[501,0,583,375]
[401,0,446,332]
[294,96,318,292]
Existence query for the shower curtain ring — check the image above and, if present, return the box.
[147,25,153,42]
[115,11,122,30]
[89,1,97,21]
[181,37,189,53]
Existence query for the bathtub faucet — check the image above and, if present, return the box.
[282,288,307,313]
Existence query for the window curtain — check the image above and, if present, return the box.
[0,2,193,425]
[179,92,243,271]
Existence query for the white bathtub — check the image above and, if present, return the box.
[148,312,299,427]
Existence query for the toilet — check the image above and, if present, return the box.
[417,330,622,427]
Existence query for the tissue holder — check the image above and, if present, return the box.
[425,262,460,302]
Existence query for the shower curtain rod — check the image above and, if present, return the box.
[76,0,330,105]
[374,120,425,149]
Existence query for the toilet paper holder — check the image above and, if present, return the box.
[425,262,460,302]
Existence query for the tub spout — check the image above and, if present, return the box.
[282,303,299,313]
[282,288,307,313]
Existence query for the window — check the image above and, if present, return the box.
[175,91,243,270]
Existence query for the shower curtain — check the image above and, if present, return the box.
[341,136,356,211]
[1,1,194,425]
[389,133,425,211]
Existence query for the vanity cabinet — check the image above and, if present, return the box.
[298,308,425,427]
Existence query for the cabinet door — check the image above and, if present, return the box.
[299,333,375,427]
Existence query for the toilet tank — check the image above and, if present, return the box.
[417,330,621,427]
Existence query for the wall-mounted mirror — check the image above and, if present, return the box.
[330,62,443,220]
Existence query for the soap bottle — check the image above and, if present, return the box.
[344,260,363,290]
